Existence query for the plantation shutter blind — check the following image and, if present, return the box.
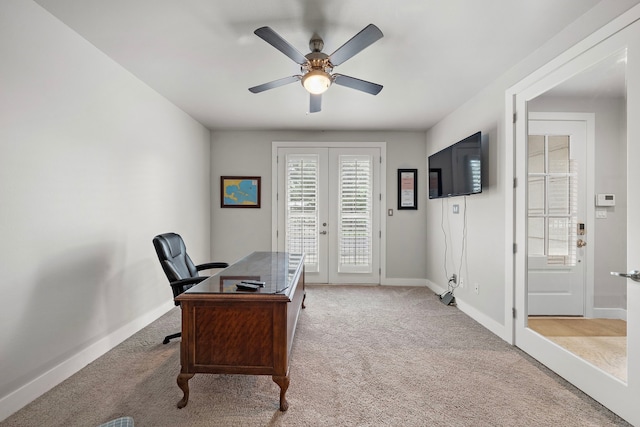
[338,154,373,273]
[285,154,319,272]
[527,134,577,266]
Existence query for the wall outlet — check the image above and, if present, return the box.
[459,278,464,288]
[474,283,479,294]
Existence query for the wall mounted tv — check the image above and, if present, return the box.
[428,131,482,199]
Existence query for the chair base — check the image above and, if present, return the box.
[163,332,181,344]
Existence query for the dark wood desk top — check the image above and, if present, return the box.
[178,251,303,299]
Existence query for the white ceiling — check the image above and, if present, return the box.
[35,0,605,131]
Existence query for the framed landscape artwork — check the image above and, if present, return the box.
[220,176,261,208]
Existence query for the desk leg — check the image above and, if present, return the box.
[177,373,194,409]
[272,375,290,411]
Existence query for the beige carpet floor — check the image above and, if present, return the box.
[1,285,631,426]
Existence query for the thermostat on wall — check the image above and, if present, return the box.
[596,193,615,206]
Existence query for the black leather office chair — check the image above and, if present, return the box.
[153,232,228,344]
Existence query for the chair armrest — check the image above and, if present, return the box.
[169,277,208,303]
[196,262,229,271]
[170,277,207,287]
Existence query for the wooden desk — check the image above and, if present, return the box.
[174,251,305,411]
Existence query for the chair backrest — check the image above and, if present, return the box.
[152,233,198,283]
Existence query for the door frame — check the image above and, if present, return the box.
[527,113,595,318]
[271,141,387,283]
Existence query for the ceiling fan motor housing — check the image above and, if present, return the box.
[303,52,333,74]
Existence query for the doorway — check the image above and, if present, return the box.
[272,142,384,284]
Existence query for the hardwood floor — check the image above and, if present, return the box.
[528,317,627,381]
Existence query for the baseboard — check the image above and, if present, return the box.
[592,307,627,321]
[381,278,429,286]
[425,280,511,342]
[455,298,511,342]
[0,301,174,422]
[424,279,449,297]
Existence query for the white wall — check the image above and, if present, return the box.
[210,130,427,282]
[425,0,639,337]
[0,0,211,419]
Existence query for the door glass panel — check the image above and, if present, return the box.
[528,175,545,215]
[548,217,570,256]
[527,134,576,266]
[528,135,545,173]
[548,135,570,173]
[285,154,319,272]
[548,175,570,215]
[338,154,372,273]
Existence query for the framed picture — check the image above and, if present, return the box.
[220,176,261,208]
[398,169,417,210]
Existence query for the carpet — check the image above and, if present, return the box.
[1,285,630,426]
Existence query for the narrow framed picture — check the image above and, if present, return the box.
[398,169,417,210]
[220,176,261,208]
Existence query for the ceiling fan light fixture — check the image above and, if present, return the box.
[302,70,331,94]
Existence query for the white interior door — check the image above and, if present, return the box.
[527,117,589,315]
[512,15,640,424]
[275,145,381,284]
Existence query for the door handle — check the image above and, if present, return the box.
[611,270,640,282]
[319,231,327,235]
[577,239,587,248]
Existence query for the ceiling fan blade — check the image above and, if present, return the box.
[249,75,300,93]
[328,24,383,66]
[254,26,308,65]
[333,74,383,95]
[309,94,322,113]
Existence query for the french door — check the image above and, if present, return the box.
[273,145,381,284]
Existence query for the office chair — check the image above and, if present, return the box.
[153,232,228,344]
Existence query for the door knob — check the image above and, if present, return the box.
[577,239,587,248]
[320,231,327,235]
[611,270,640,282]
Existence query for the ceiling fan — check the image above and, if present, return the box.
[248,24,384,113]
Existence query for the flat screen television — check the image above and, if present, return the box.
[428,132,482,199]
